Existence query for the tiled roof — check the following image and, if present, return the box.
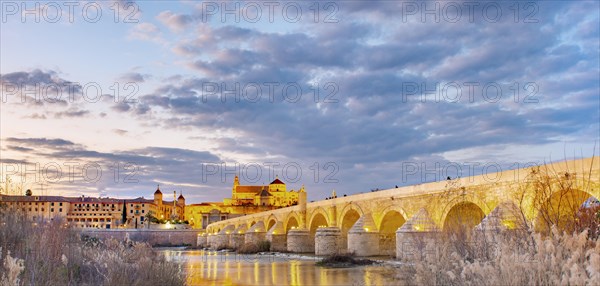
[0,195,73,202]
[1,195,158,205]
[235,186,265,193]
[270,178,285,185]
[257,189,272,197]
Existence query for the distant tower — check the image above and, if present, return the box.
[299,185,307,206]
[177,192,185,220]
[154,185,162,205]
[172,191,177,218]
[299,184,307,229]
[332,189,337,198]
[177,191,185,206]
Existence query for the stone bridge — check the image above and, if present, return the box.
[200,157,600,257]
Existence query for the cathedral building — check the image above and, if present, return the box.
[185,176,301,229]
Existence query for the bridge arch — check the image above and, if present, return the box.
[308,210,329,240]
[265,215,278,232]
[376,205,408,231]
[308,207,330,228]
[534,187,597,234]
[439,194,492,228]
[377,206,407,256]
[442,201,486,235]
[339,204,364,234]
[284,212,301,233]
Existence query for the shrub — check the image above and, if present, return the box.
[0,209,184,286]
[394,228,600,285]
[257,240,271,252]
[237,240,271,254]
[316,253,377,267]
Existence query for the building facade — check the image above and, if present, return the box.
[0,177,300,230]
[185,176,301,229]
[0,185,184,229]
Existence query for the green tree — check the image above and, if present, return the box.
[144,211,155,229]
[121,200,127,226]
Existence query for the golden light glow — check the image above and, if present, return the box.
[501,220,516,230]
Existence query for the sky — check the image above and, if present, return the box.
[0,0,598,204]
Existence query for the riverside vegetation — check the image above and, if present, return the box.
[0,208,184,286]
[393,163,600,285]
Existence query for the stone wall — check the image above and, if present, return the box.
[80,229,201,247]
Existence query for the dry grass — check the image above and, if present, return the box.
[0,208,184,286]
[395,162,600,285]
[395,228,599,285]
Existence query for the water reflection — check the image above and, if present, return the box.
[161,249,395,286]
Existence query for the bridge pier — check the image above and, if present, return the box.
[208,233,220,249]
[287,228,313,253]
[213,225,235,249]
[266,222,287,252]
[315,227,342,256]
[245,222,267,245]
[474,203,523,242]
[230,225,248,250]
[197,232,207,248]
[348,214,379,256]
[395,208,440,260]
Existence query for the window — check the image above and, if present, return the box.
[59,203,62,206]
[142,210,145,213]
[140,217,144,221]
[59,208,62,212]
[51,208,54,212]
[130,210,133,213]
[51,202,54,206]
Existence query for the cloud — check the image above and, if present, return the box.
[2,136,223,200]
[113,129,128,136]
[118,72,148,83]
[129,23,164,43]
[6,137,76,148]
[54,109,90,118]
[156,10,195,32]
[2,1,598,202]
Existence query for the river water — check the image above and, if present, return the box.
[161,249,398,286]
